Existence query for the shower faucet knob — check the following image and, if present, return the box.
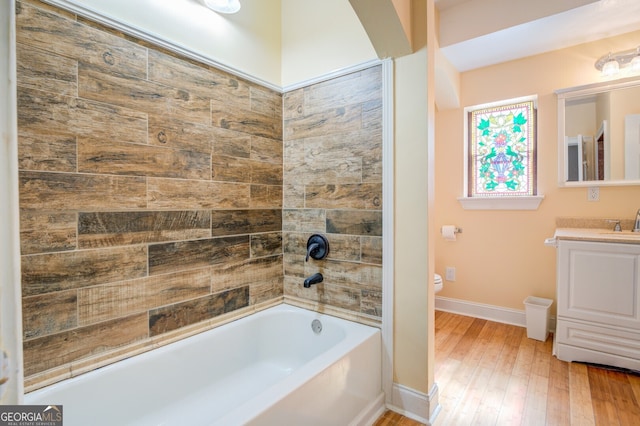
[306,234,329,262]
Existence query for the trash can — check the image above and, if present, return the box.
[523,296,553,341]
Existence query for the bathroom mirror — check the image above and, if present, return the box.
[556,76,640,187]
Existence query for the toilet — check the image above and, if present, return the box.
[434,273,443,293]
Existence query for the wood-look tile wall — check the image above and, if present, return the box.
[282,66,383,321]
[16,0,283,385]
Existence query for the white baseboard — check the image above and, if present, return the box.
[435,295,556,331]
[388,382,440,425]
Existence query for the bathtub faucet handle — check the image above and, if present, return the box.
[306,242,320,262]
[305,234,329,262]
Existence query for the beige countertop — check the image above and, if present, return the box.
[552,228,640,244]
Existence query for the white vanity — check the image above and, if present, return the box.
[552,73,640,371]
[552,228,640,371]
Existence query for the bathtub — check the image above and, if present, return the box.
[25,304,383,425]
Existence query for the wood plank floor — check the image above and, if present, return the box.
[374,409,426,425]
[374,310,640,426]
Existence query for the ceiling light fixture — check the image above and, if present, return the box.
[204,0,241,14]
[595,46,640,77]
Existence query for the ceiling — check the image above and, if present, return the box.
[434,0,640,72]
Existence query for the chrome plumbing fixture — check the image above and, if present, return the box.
[634,209,640,232]
[311,319,322,334]
[607,219,622,232]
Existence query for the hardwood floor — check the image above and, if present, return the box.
[375,310,640,425]
[374,410,426,426]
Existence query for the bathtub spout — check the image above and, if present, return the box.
[303,273,323,288]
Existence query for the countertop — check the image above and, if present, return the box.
[551,228,640,245]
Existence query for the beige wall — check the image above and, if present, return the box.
[391,0,412,45]
[394,0,430,394]
[281,0,377,87]
[610,86,640,179]
[565,101,596,136]
[435,30,640,313]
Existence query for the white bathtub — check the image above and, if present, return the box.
[25,304,383,425]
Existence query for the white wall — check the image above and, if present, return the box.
[0,0,24,404]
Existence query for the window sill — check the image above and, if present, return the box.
[457,195,545,210]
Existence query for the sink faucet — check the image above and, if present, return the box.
[303,273,323,288]
[607,219,622,232]
[634,209,640,233]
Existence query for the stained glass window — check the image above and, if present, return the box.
[468,100,537,197]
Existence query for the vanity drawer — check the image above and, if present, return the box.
[556,318,640,361]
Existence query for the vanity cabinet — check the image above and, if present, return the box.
[556,239,640,370]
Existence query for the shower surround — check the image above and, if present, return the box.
[17,0,382,390]
[282,68,383,321]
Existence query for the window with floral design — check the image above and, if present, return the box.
[467,97,537,197]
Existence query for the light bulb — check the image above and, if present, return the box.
[204,0,241,14]
[631,55,640,73]
[601,58,619,77]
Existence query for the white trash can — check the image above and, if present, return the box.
[523,296,553,341]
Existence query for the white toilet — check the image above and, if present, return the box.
[434,273,443,293]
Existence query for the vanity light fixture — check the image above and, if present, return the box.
[631,48,640,73]
[601,54,619,77]
[595,46,640,77]
[204,0,241,14]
